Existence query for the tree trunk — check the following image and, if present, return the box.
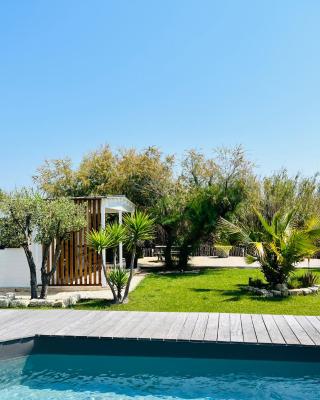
[102,263,118,302]
[23,245,38,299]
[178,244,190,271]
[164,244,173,268]
[122,248,136,303]
[40,241,61,299]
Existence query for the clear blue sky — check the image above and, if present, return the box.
[1,0,320,190]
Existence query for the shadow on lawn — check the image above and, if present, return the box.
[190,284,291,303]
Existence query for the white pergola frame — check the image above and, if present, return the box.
[100,196,135,287]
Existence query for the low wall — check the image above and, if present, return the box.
[0,246,42,288]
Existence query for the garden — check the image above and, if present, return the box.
[1,145,320,313]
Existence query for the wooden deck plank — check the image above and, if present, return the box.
[86,312,125,337]
[295,316,320,346]
[139,312,171,339]
[217,313,230,342]
[120,312,152,339]
[103,311,138,338]
[262,315,285,344]
[204,313,219,341]
[165,312,188,340]
[191,313,209,341]
[52,311,99,336]
[306,316,320,336]
[0,310,320,348]
[230,313,243,343]
[240,314,257,343]
[177,313,199,341]
[272,315,300,345]
[251,314,271,343]
[283,315,314,346]
[149,313,179,340]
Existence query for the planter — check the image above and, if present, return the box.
[214,245,232,258]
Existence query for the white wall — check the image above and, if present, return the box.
[0,245,42,288]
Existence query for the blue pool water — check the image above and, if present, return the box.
[0,354,319,399]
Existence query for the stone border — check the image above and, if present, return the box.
[244,285,320,297]
[0,293,81,308]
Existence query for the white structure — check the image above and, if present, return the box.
[0,196,135,288]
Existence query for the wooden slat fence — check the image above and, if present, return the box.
[47,198,102,286]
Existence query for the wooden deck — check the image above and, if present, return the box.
[0,310,320,347]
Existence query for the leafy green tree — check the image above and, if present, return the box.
[219,209,320,285]
[37,198,87,298]
[0,191,87,299]
[177,183,246,269]
[151,183,187,268]
[0,189,40,298]
[34,145,175,209]
[33,158,78,197]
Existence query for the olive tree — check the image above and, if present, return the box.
[37,198,87,298]
[0,191,87,299]
[0,189,40,298]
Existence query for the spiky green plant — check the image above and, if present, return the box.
[122,211,155,302]
[109,268,129,301]
[105,223,127,267]
[218,209,320,286]
[87,226,121,302]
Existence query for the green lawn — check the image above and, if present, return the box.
[73,268,320,315]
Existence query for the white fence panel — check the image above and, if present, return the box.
[0,248,30,287]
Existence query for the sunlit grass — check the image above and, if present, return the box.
[72,268,320,315]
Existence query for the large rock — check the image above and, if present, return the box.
[275,284,288,291]
[53,300,67,308]
[28,299,56,307]
[10,299,30,308]
[288,289,303,296]
[0,299,10,307]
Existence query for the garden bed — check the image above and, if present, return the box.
[243,285,319,297]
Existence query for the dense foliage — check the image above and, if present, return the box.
[32,144,320,270]
[219,209,320,285]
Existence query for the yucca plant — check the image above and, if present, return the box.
[218,209,320,286]
[109,268,129,301]
[122,211,155,302]
[105,223,127,268]
[87,227,119,302]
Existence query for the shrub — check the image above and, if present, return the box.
[109,268,129,300]
[299,271,318,287]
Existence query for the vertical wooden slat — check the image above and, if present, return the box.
[87,199,92,285]
[70,232,74,285]
[97,198,102,285]
[79,223,83,285]
[74,199,79,285]
[83,198,88,285]
[51,242,55,285]
[65,237,69,285]
[93,199,97,285]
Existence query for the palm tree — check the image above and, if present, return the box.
[122,211,155,302]
[218,209,320,286]
[87,225,121,302]
[105,223,127,268]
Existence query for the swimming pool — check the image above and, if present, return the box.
[0,353,319,400]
